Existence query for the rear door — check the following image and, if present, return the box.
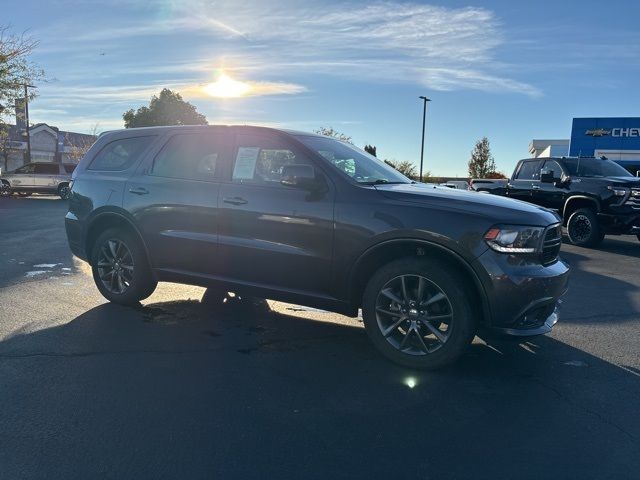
[506,160,542,203]
[34,163,61,187]
[125,131,231,276]
[217,132,335,295]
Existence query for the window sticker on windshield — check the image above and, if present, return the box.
[233,147,260,180]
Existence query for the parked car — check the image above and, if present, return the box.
[439,180,470,190]
[65,126,569,369]
[0,162,76,199]
[479,156,640,247]
[470,178,508,194]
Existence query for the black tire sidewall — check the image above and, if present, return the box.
[362,258,477,370]
[567,208,603,247]
[91,228,157,305]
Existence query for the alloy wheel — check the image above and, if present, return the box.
[96,239,135,295]
[0,185,11,197]
[59,186,71,199]
[570,214,592,243]
[375,274,453,355]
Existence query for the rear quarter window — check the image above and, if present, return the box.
[88,136,156,171]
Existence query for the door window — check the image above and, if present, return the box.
[515,160,542,180]
[543,160,563,179]
[232,135,310,186]
[35,163,60,175]
[14,164,35,174]
[88,136,156,171]
[152,133,225,181]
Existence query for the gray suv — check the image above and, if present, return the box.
[0,162,76,199]
[65,125,570,369]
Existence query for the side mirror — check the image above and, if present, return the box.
[540,170,555,183]
[281,164,317,190]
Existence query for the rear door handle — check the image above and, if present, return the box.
[129,187,149,195]
[532,185,540,190]
[223,196,248,206]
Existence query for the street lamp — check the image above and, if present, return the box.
[418,96,431,181]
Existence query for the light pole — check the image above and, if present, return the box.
[418,96,431,181]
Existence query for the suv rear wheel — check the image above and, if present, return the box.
[567,208,604,247]
[91,228,157,305]
[362,258,477,369]
[58,183,71,200]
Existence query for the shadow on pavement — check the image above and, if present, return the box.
[0,196,75,287]
[0,296,638,479]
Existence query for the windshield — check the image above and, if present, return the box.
[563,158,632,178]
[295,135,411,185]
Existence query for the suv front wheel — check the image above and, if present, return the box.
[91,228,157,305]
[362,258,477,369]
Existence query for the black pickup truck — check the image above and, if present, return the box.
[475,156,640,247]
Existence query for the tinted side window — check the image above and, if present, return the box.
[152,133,226,181]
[516,161,542,180]
[14,164,35,174]
[232,135,310,185]
[35,163,60,175]
[63,164,77,174]
[88,136,156,171]
[543,160,563,178]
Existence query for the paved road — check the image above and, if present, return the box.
[1,196,639,479]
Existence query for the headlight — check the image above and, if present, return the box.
[484,225,544,253]
[607,186,628,197]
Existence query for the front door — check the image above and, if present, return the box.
[217,133,335,296]
[533,159,567,211]
[506,159,542,203]
[125,132,231,275]
[7,164,35,188]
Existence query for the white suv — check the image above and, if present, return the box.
[0,162,76,199]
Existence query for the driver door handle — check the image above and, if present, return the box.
[223,196,248,206]
[532,184,540,190]
[129,187,149,195]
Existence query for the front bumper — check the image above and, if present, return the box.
[473,249,569,336]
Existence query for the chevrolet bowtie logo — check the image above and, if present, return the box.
[585,128,611,137]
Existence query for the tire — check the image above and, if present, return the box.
[567,208,603,247]
[0,184,11,198]
[58,183,71,200]
[91,227,157,305]
[362,258,477,370]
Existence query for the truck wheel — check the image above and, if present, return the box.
[58,183,71,200]
[567,208,603,247]
[91,228,157,305]
[362,258,477,370]
[0,184,11,198]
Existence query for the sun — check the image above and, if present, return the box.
[203,73,251,98]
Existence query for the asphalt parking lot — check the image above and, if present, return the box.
[1,196,639,479]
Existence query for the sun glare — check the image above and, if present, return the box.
[204,73,251,98]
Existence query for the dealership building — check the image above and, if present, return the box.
[530,117,640,175]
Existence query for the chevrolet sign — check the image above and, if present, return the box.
[585,128,611,137]
[612,128,640,137]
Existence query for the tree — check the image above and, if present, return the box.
[0,26,45,121]
[364,144,377,157]
[468,137,497,179]
[383,159,425,180]
[123,88,208,128]
[0,124,17,173]
[314,127,352,143]
[65,124,100,163]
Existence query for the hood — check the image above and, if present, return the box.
[374,183,560,226]
[576,176,640,188]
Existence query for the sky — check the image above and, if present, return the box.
[4,0,640,176]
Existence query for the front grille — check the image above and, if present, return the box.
[541,223,562,266]
[625,189,640,209]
